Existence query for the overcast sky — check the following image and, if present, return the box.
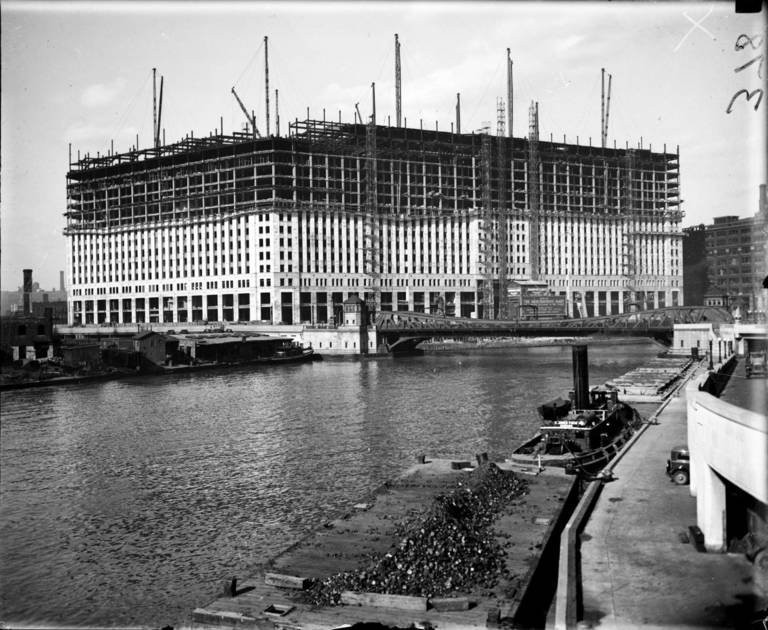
[1,1,766,290]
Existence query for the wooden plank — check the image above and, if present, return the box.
[429,597,471,611]
[265,572,311,590]
[340,591,428,611]
[191,607,256,625]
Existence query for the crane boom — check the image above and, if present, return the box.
[156,75,164,147]
[231,87,261,138]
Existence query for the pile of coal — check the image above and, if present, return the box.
[305,464,528,606]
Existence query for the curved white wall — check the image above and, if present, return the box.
[687,375,767,550]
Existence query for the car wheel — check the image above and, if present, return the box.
[673,469,689,485]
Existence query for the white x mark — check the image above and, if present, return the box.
[674,7,716,52]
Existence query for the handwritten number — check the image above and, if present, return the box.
[726,88,764,113]
[735,34,763,51]
[734,54,764,79]
[729,33,765,113]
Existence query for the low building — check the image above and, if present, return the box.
[133,331,167,366]
[0,314,54,362]
[61,343,101,370]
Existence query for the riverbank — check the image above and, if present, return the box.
[422,336,658,352]
[0,350,318,391]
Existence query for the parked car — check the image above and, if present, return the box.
[746,351,766,378]
[666,445,690,485]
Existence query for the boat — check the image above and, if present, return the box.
[266,342,318,363]
[508,346,643,476]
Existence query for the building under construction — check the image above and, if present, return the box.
[65,59,684,326]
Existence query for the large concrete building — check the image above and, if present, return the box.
[65,113,684,326]
[683,184,768,318]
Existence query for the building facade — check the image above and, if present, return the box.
[682,184,768,318]
[65,120,684,325]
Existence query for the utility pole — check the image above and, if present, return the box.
[264,36,270,136]
[395,34,402,127]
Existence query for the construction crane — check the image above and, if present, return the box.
[395,33,402,127]
[152,68,164,148]
[507,49,513,138]
[601,68,612,148]
[231,87,261,138]
[264,35,270,137]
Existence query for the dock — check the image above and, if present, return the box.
[192,458,577,629]
[579,361,762,628]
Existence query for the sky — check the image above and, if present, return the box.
[1,1,766,291]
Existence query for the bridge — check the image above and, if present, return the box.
[373,306,735,353]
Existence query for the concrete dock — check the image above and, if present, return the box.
[579,366,764,629]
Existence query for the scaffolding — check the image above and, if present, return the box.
[527,102,541,280]
[65,118,683,316]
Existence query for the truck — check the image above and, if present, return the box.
[746,351,767,378]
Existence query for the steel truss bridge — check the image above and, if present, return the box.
[374,306,734,353]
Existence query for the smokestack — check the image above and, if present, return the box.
[60,271,65,292]
[22,269,32,314]
[572,344,590,410]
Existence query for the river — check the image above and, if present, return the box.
[0,341,660,627]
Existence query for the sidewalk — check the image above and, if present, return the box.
[579,378,764,629]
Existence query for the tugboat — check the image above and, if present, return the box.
[509,345,643,475]
[267,341,318,364]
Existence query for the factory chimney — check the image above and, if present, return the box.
[22,269,33,314]
[60,270,65,292]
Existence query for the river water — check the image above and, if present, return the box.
[0,342,659,627]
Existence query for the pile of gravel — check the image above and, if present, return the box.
[305,463,528,606]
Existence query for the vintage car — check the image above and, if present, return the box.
[746,351,767,378]
[666,445,690,485]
